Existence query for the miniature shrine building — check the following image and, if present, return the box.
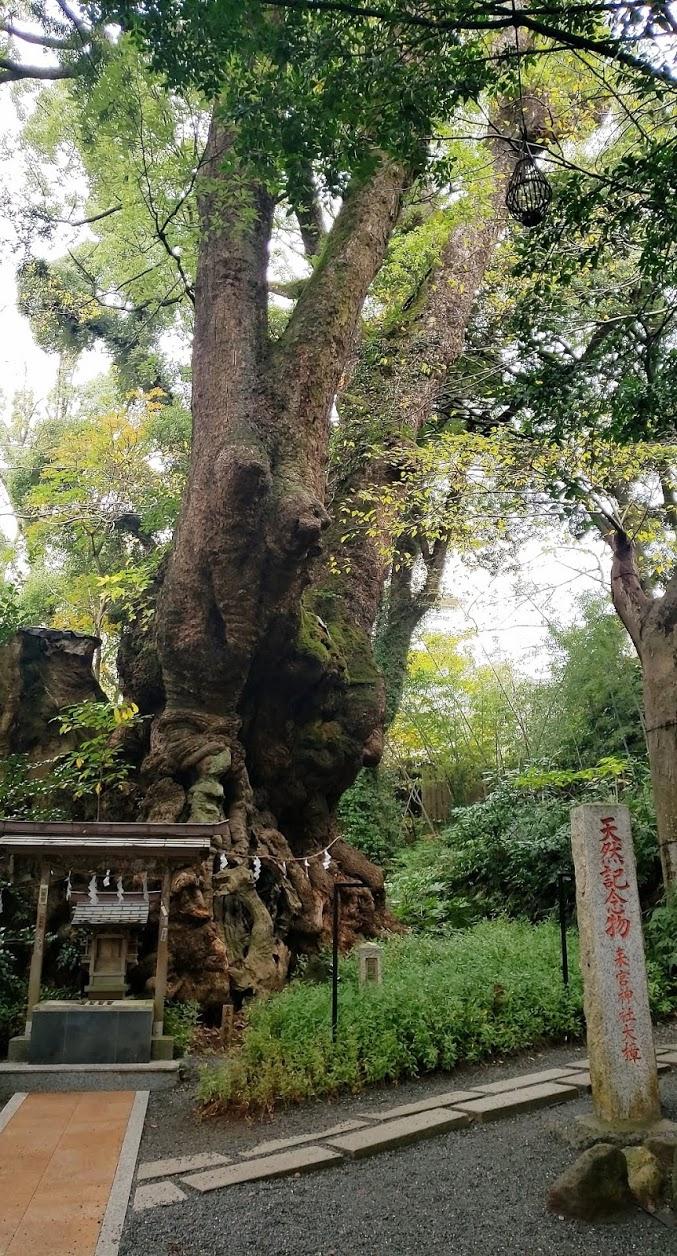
[0,818,225,1065]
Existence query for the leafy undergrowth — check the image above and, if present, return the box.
[199,920,589,1115]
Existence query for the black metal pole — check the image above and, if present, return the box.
[558,872,569,987]
[331,881,362,1043]
[331,883,340,1042]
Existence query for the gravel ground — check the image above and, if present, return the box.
[120,1028,677,1256]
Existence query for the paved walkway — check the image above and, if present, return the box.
[0,1090,146,1256]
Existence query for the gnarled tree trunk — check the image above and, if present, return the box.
[118,103,524,1004]
[119,118,408,1001]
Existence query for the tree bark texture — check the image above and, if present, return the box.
[611,532,677,890]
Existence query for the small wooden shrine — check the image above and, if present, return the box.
[0,818,226,1064]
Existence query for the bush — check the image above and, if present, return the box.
[387,775,661,931]
[338,767,404,867]
[199,920,585,1112]
[164,1000,201,1056]
[644,898,677,1016]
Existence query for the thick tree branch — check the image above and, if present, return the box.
[255,0,677,86]
[0,56,76,82]
[0,19,78,49]
[288,163,327,258]
[610,529,653,653]
[274,158,408,483]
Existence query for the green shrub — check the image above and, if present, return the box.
[164,1000,201,1056]
[199,920,586,1112]
[387,775,661,930]
[338,767,404,867]
[644,898,677,1016]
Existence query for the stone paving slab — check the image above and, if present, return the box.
[240,1119,367,1158]
[357,1090,483,1122]
[137,1151,230,1181]
[326,1107,469,1158]
[563,1071,592,1091]
[133,1181,187,1212]
[182,1145,342,1194]
[474,1067,577,1095]
[455,1080,579,1122]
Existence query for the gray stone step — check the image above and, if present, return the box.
[475,1067,580,1095]
[564,1071,592,1092]
[240,1119,367,1158]
[133,1181,187,1212]
[357,1090,482,1122]
[455,1080,579,1122]
[182,1145,342,1193]
[326,1107,469,1158]
[137,1151,230,1181]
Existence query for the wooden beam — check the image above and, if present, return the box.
[0,818,229,838]
[26,861,50,1034]
[153,867,172,1037]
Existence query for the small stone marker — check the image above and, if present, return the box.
[571,804,660,1127]
[356,942,383,986]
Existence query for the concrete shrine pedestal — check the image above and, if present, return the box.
[571,804,662,1135]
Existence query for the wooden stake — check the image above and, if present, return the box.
[153,866,171,1037]
[26,860,50,1034]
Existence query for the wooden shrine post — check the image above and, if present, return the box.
[25,860,50,1035]
[153,865,172,1038]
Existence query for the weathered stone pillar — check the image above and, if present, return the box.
[571,804,660,1128]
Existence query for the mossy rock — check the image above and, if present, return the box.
[547,1144,633,1221]
[622,1145,664,1208]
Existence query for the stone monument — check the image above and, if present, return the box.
[356,941,383,986]
[571,803,660,1131]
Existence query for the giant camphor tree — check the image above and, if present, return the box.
[2,0,675,1003]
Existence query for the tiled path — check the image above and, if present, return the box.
[0,1091,141,1256]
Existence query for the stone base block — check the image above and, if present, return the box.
[150,1036,174,1061]
[565,1113,677,1150]
[29,999,153,1064]
[7,1036,29,1062]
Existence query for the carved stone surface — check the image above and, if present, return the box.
[571,803,660,1126]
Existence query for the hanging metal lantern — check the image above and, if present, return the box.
[505,152,552,228]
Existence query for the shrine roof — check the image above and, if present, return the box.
[0,819,224,859]
[72,900,150,926]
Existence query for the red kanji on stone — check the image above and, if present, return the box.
[605,912,631,939]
